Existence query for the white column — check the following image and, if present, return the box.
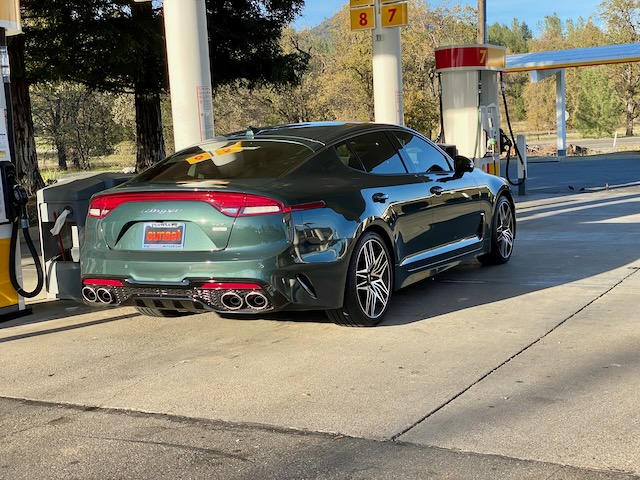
[372,1,403,125]
[556,69,566,157]
[163,0,215,151]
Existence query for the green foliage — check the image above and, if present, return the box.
[523,77,557,133]
[598,0,640,135]
[402,1,476,136]
[487,19,532,54]
[206,0,309,88]
[21,0,308,92]
[21,0,166,93]
[212,0,477,139]
[575,67,622,137]
[31,83,126,170]
[487,19,532,123]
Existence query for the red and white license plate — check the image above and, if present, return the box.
[142,222,185,249]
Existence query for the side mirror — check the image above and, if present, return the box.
[454,155,474,176]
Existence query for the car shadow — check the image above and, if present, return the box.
[378,189,640,326]
[5,156,640,331]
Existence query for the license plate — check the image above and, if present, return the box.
[143,222,185,249]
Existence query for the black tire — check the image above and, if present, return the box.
[134,307,192,318]
[478,195,515,265]
[326,231,393,327]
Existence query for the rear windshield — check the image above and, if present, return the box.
[134,139,314,182]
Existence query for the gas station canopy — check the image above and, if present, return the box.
[506,42,640,73]
[504,42,640,157]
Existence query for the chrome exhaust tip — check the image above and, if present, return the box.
[96,288,115,304]
[82,286,97,303]
[220,291,243,310]
[245,291,269,310]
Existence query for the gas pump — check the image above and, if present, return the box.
[435,44,505,175]
[0,148,43,320]
[0,5,44,321]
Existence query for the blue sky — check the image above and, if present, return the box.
[293,0,605,33]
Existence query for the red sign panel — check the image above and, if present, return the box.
[435,45,506,72]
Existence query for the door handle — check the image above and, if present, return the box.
[430,186,444,196]
[372,192,389,203]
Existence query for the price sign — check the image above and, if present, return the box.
[350,6,375,31]
[350,0,373,6]
[381,2,408,27]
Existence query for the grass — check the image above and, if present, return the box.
[38,140,136,185]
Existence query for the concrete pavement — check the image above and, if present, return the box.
[2,155,640,478]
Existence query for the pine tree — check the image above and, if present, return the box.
[575,66,622,137]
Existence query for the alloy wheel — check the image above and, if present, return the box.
[496,200,515,260]
[355,237,391,319]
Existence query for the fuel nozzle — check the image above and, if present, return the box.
[12,182,28,208]
[11,182,29,226]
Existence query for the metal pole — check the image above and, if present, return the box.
[477,0,486,44]
[372,0,404,125]
[163,0,215,150]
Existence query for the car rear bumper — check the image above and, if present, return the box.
[80,261,348,314]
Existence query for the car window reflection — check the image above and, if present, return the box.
[393,131,452,174]
[340,132,408,175]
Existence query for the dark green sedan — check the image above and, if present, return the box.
[80,122,515,326]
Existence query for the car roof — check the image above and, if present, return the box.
[225,122,407,151]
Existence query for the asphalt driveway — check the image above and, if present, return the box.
[2,154,640,478]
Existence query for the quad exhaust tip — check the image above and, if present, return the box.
[82,281,272,312]
[83,285,116,304]
[82,286,97,303]
[219,290,270,311]
[245,291,269,310]
[97,288,115,304]
[220,291,244,310]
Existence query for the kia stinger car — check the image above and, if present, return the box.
[81,122,515,326]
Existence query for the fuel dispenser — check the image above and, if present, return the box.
[435,44,506,175]
[1,159,43,320]
[0,160,27,319]
[0,6,45,321]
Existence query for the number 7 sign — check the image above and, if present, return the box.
[381,2,408,28]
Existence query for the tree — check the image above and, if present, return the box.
[564,19,607,130]
[207,0,307,88]
[488,19,532,54]
[488,19,533,122]
[575,66,622,136]
[403,1,476,137]
[7,32,44,193]
[522,15,568,135]
[17,0,167,174]
[31,84,73,171]
[598,0,640,136]
[10,0,309,192]
[32,83,125,170]
[209,0,480,139]
[523,77,557,135]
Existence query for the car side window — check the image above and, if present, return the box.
[393,131,452,173]
[342,132,408,175]
[335,142,364,170]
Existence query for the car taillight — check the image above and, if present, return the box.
[200,282,262,290]
[82,279,124,286]
[88,191,324,219]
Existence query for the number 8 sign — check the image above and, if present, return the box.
[350,6,375,31]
